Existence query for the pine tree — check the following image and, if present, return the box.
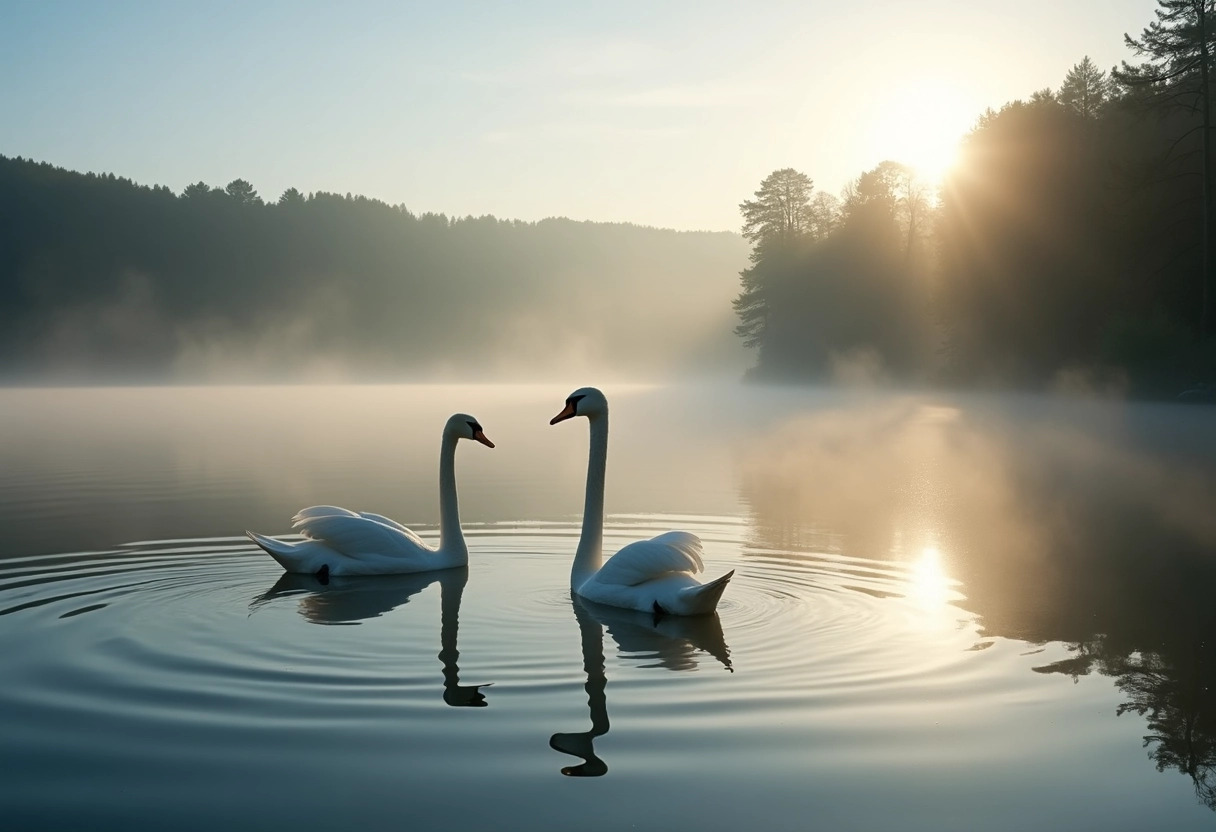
[224,178,263,206]
[1059,56,1112,119]
[738,168,815,247]
[1116,0,1216,337]
[733,169,815,352]
[181,181,216,200]
[277,187,305,207]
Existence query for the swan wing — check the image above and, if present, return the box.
[292,506,426,548]
[595,531,704,586]
[357,511,418,537]
[293,505,359,523]
[292,512,428,559]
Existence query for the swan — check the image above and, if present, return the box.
[246,413,493,577]
[550,387,733,616]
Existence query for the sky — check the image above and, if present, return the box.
[2,0,1154,231]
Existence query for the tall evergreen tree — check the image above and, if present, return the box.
[1116,0,1216,338]
[734,169,816,352]
[181,181,216,200]
[1059,56,1112,118]
[224,178,262,206]
[277,187,305,206]
[738,168,815,247]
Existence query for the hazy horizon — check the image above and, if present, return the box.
[3,2,1213,395]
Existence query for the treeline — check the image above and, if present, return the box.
[736,19,1216,397]
[0,156,747,382]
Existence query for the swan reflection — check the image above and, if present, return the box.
[550,596,731,777]
[252,566,489,706]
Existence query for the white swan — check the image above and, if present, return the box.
[550,387,733,616]
[246,413,493,577]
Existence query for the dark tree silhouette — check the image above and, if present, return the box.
[1059,56,1113,119]
[1116,0,1216,338]
[181,181,219,200]
[733,162,930,381]
[224,178,262,206]
[739,168,816,243]
[733,168,818,353]
[277,187,305,206]
[726,8,1216,392]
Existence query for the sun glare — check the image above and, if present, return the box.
[908,546,954,609]
[865,81,975,185]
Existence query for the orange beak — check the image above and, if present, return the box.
[473,429,495,448]
[550,402,577,425]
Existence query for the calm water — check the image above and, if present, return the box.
[1,383,1215,831]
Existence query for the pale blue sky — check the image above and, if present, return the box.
[2,0,1152,230]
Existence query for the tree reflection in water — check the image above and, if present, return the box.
[1034,609,1216,809]
[737,395,1216,809]
[1114,650,1216,809]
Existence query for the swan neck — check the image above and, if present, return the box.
[437,430,465,559]
[573,413,607,587]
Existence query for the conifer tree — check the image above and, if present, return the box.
[1117,0,1216,337]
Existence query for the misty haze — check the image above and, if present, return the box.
[2,2,1216,831]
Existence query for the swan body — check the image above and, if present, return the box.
[550,387,732,616]
[246,413,493,576]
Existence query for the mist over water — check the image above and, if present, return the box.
[0,162,750,385]
[2,383,1215,829]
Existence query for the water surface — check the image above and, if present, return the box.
[1,384,1214,830]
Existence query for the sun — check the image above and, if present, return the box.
[864,80,975,185]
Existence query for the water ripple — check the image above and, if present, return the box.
[0,513,1051,816]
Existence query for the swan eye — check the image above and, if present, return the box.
[568,394,586,413]
[467,420,481,433]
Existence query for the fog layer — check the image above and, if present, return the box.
[0,157,748,383]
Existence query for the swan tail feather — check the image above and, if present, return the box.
[678,570,734,615]
[246,530,303,571]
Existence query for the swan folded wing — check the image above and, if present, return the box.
[292,505,359,524]
[596,532,704,586]
[292,513,428,558]
[292,507,426,547]
[356,512,415,536]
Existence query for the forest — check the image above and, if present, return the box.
[0,156,746,383]
[734,7,1216,399]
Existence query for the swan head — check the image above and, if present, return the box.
[446,413,495,448]
[550,387,608,424]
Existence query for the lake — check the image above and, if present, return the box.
[1,383,1214,831]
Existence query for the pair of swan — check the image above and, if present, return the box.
[246,387,732,616]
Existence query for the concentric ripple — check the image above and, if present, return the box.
[0,515,1097,829]
[1,515,1009,714]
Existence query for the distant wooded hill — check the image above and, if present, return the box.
[0,155,748,383]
